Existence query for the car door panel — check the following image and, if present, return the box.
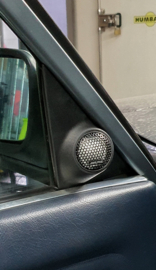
[0,178,156,270]
[0,1,156,270]
[1,0,156,184]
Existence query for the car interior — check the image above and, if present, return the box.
[0,1,156,270]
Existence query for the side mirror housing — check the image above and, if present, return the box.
[0,49,49,184]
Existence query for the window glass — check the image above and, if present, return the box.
[38,0,68,37]
[0,19,49,201]
[0,168,48,201]
[38,0,156,143]
[0,20,19,49]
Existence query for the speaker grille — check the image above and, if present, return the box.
[76,131,113,171]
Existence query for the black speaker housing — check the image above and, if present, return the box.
[43,67,135,189]
[60,124,114,187]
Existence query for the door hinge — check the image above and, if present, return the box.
[98,11,122,35]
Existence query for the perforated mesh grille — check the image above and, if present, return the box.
[76,131,113,171]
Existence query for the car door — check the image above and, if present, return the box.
[0,1,156,270]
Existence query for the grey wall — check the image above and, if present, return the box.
[39,0,67,36]
[2,21,18,49]
[1,0,67,48]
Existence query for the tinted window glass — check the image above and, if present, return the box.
[0,168,48,201]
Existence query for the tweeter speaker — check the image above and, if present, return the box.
[75,129,114,172]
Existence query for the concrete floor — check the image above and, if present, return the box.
[115,93,156,142]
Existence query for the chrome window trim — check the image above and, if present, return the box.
[0,176,147,211]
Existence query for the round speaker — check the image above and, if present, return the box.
[75,130,114,172]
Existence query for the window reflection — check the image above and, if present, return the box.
[0,58,29,140]
[0,169,47,198]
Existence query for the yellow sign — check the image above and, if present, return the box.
[134,12,156,27]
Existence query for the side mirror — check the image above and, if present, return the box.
[0,49,49,184]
